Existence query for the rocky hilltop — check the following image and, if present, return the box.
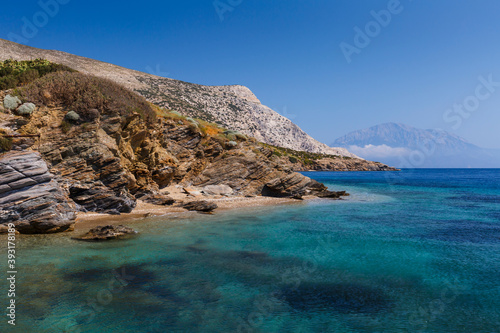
[0,39,357,157]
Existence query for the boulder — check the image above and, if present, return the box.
[182,200,218,212]
[72,225,137,241]
[224,130,247,141]
[152,166,175,188]
[17,103,36,116]
[0,151,76,234]
[65,111,80,122]
[140,193,175,205]
[202,184,233,196]
[226,141,238,148]
[69,182,136,214]
[316,190,350,199]
[3,95,21,110]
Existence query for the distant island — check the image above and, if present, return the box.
[333,122,500,168]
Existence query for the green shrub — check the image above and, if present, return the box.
[17,102,36,116]
[288,156,298,163]
[0,59,74,90]
[0,136,12,151]
[3,95,21,110]
[60,120,72,133]
[17,72,156,123]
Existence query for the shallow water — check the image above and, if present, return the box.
[1,169,499,332]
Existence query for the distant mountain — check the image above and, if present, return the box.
[0,39,357,158]
[332,123,500,168]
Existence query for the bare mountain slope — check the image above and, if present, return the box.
[0,39,357,157]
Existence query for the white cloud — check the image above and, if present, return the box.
[347,144,412,159]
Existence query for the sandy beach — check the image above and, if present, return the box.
[74,193,310,231]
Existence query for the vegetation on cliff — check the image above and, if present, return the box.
[260,143,349,165]
[0,58,74,90]
[15,71,156,123]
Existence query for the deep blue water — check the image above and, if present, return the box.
[1,169,499,332]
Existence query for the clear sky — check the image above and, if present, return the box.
[3,0,500,148]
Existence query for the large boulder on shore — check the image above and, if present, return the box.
[182,200,218,212]
[0,151,76,234]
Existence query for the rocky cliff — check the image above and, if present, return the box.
[0,151,76,233]
[0,39,357,157]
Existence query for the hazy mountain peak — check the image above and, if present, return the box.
[333,122,500,168]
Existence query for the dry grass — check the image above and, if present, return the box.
[16,71,156,123]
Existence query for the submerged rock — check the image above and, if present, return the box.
[316,190,350,199]
[0,151,76,234]
[279,281,393,314]
[182,200,218,212]
[73,225,137,241]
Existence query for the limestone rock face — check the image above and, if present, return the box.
[0,151,76,234]
[202,184,233,196]
[38,125,138,214]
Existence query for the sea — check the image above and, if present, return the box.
[1,169,499,332]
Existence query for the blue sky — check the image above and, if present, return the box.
[3,0,500,148]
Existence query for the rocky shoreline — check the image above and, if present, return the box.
[0,90,353,234]
[0,69,397,235]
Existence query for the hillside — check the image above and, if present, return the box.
[0,39,357,158]
[333,122,500,168]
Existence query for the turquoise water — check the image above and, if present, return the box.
[1,169,500,332]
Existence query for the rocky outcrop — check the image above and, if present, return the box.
[72,225,137,241]
[0,151,76,234]
[182,200,218,212]
[140,193,175,205]
[202,184,233,196]
[37,125,138,215]
[292,158,400,171]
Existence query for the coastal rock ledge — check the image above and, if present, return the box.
[0,151,76,234]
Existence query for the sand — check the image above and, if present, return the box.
[74,190,314,231]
